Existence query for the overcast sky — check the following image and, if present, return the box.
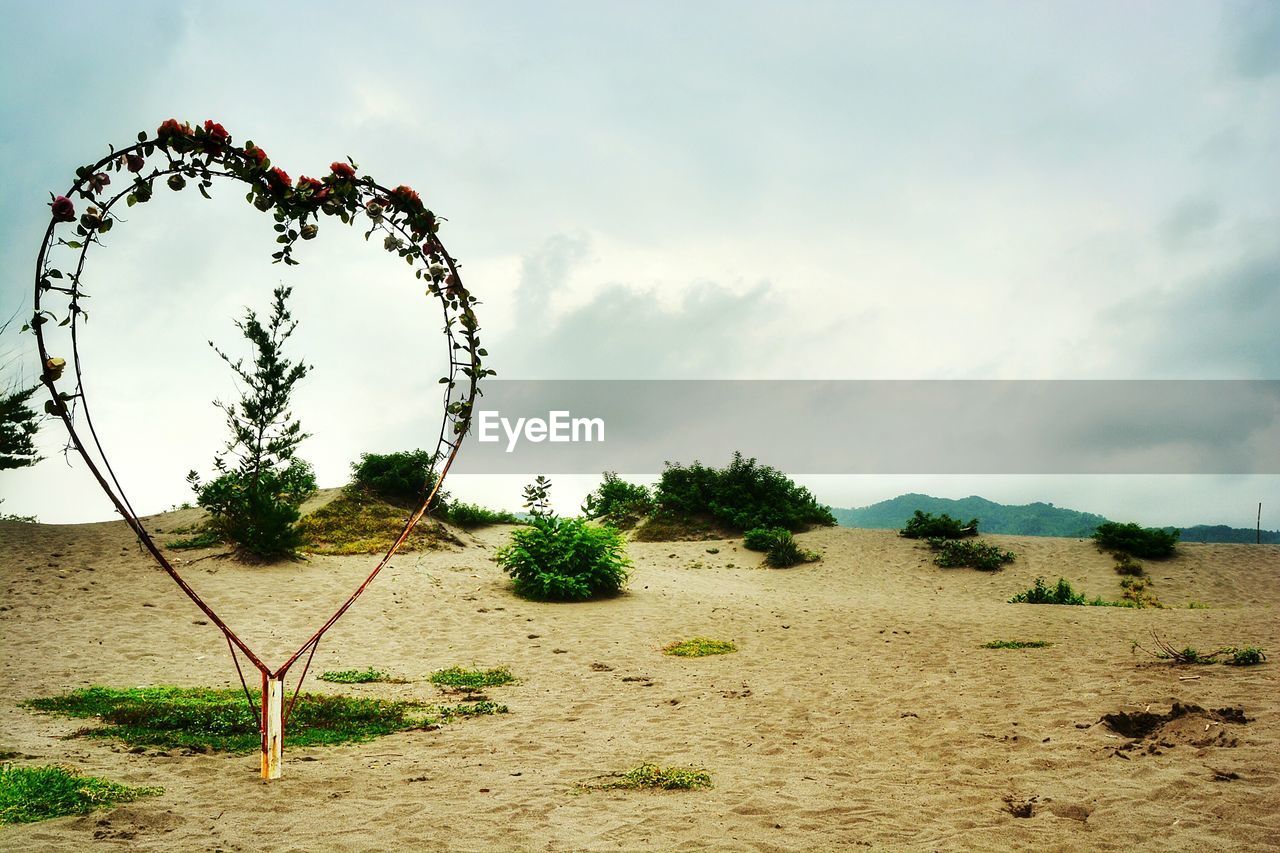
[1,1,1277,527]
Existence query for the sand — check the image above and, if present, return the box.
[1,513,1278,851]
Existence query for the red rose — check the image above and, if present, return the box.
[50,195,75,222]
[392,185,421,205]
[157,118,192,140]
[330,161,355,179]
[268,167,292,189]
[297,176,328,201]
[125,153,145,172]
[246,146,268,167]
[203,120,229,142]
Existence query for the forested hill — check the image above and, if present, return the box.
[829,493,1280,543]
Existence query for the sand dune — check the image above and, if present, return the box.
[1,514,1277,851]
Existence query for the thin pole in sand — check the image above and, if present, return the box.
[262,672,284,780]
[1259,502,1263,545]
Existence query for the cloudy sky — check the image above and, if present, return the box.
[1,1,1277,527]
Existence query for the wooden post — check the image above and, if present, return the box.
[261,673,283,780]
[1259,502,1263,545]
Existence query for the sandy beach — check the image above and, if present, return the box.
[1,513,1278,851]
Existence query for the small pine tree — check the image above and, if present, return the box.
[188,286,315,558]
[1,385,40,471]
[1,317,42,473]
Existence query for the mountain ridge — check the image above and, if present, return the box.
[829,493,1279,544]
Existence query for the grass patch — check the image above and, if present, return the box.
[981,640,1053,649]
[23,686,503,753]
[662,638,737,657]
[438,701,508,718]
[0,764,161,825]
[582,763,713,792]
[318,668,397,684]
[166,529,223,550]
[295,489,462,555]
[429,666,518,690]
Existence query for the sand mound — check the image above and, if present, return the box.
[1102,702,1250,752]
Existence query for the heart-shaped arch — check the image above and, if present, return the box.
[30,119,490,779]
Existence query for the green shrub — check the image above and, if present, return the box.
[429,666,518,689]
[496,516,630,600]
[1092,521,1178,559]
[0,764,161,825]
[351,449,446,507]
[901,510,978,540]
[1223,647,1266,666]
[764,533,821,568]
[654,452,835,532]
[1009,577,1086,605]
[190,461,316,559]
[581,472,654,528]
[743,527,790,552]
[929,538,1015,571]
[444,502,520,529]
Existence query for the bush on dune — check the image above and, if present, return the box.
[652,452,835,533]
[929,538,1015,571]
[581,472,655,529]
[743,527,790,552]
[1092,521,1178,559]
[900,510,978,540]
[1009,577,1087,605]
[443,502,521,529]
[350,449,446,508]
[742,527,820,568]
[496,477,631,601]
[498,516,630,600]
